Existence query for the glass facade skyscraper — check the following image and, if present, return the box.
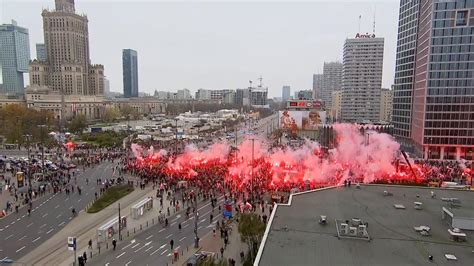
[392,0,420,148]
[123,49,139,98]
[394,0,474,160]
[0,20,30,94]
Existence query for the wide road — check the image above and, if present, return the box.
[91,195,226,266]
[0,161,116,261]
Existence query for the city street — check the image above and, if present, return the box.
[0,161,115,261]
[91,195,225,266]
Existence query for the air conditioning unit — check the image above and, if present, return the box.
[358,225,368,237]
[349,226,358,236]
[340,223,349,234]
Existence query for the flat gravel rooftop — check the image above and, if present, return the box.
[257,185,474,266]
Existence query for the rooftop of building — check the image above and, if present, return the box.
[256,185,474,266]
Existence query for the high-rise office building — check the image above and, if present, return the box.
[341,34,384,122]
[321,62,342,110]
[392,0,420,148]
[0,20,30,94]
[103,77,110,97]
[123,49,138,98]
[28,0,104,95]
[282,86,291,101]
[380,88,393,122]
[408,0,474,160]
[312,74,323,99]
[296,90,313,100]
[36,43,47,61]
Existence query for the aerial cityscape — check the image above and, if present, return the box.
[0,0,473,265]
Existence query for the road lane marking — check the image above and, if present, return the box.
[199,219,206,224]
[167,253,172,257]
[18,235,27,241]
[78,199,81,202]
[150,249,160,256]
[165,234,172,239]
[42,213,48,218]
[159,228,165,233]
[46,228,54,234]
[134,245,146,252]
[116,252,126,259]
[40,224,46,228]
[56,214,62,219]
[5,234,14,240]
[159,244,166,250]
[125,261,132,266]
[144,245,154,252]
[179,236,186,242]
[170,222,176,226]
[11,221,15,225]
[54,205,59,209]
[131,243,140,249]
[145,235,153,240]
[198,226,203,230]
[183,224,189,229]
[32,237,41,243]
[160,250,167,255]
[65,198,69,201]
[58,221,65,227]
[16,246,26,253]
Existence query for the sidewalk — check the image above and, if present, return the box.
[65,187,176,265]
[174,220,247,266]
[19,183,167,265]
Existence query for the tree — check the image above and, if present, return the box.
[196,256,228,266]
[0,104,55,144]
[68,114,87,134]
[120,104,141,120]
[238,213,266,261]
[103,106,121,122]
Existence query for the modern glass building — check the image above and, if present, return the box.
[122,49,138,98]
[0,20,30,94]
[409,0,474,160]
[392,0,420,149]
[36,43,47,61]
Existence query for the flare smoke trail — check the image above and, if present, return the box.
[128,124,426,190]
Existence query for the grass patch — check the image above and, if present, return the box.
[87,185,134,213]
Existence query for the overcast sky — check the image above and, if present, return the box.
[1,0,400,97]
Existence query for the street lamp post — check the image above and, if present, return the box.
[194,197,199,248]
[250,138,255,202]
[38,125,47,177]
[23,134,32,185]
[174,118,178,156]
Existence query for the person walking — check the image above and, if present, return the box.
[112,239,117,250]
[82,251,87,264]
[170,239,174,250]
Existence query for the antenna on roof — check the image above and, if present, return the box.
[358,15,362,33]
[373,5,376,34]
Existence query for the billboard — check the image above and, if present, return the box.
[279,110,326,131]
[286,100,323,110]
